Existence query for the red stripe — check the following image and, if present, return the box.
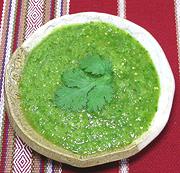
[64,1,119,172]
[0,113,10,172]
[126,0,180,172]
[62,162,119,173]
[40,157,45,173]
[69,0,118,15]
[0,0,4,25]
[50,0,56,19]
[12,0,22,52]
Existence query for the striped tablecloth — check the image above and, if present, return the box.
[0,0,180,172]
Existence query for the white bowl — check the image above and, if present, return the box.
[5,12,175,167]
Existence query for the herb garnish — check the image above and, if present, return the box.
[54,54,114,112]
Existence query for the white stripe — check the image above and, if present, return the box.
[118,0,126,18]
[46,159,53,173]
[117,0,129,172]
[58,163,62,173]
[0,92,5,143]
[0,0,17,140]
[119,159,129,173]
[174,0,180,74]
[56,0,62,18]
[0,0,7,42]
[66,0,70,15]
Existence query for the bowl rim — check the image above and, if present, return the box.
[5,12,175,167]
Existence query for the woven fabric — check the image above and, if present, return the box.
[0,0,179,172]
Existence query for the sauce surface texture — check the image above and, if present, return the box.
[19,22,160,155]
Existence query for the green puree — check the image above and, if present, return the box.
[19,22,160,155]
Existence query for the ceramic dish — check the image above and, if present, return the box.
[5,12,175,167]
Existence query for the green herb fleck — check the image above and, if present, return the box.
[54,55,114,112]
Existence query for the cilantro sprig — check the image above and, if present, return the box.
[54,54,114,112]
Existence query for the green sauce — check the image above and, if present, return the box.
[19,22,160,155]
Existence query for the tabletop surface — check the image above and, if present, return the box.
[0,0,180,173]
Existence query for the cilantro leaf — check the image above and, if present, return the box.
[87,84,113,112]
[62,69,93,88]
[55,69,94,112]
[55,86,91,112]
[87,74,113,112]
[79,54,112,75]
[54,55,114,112]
